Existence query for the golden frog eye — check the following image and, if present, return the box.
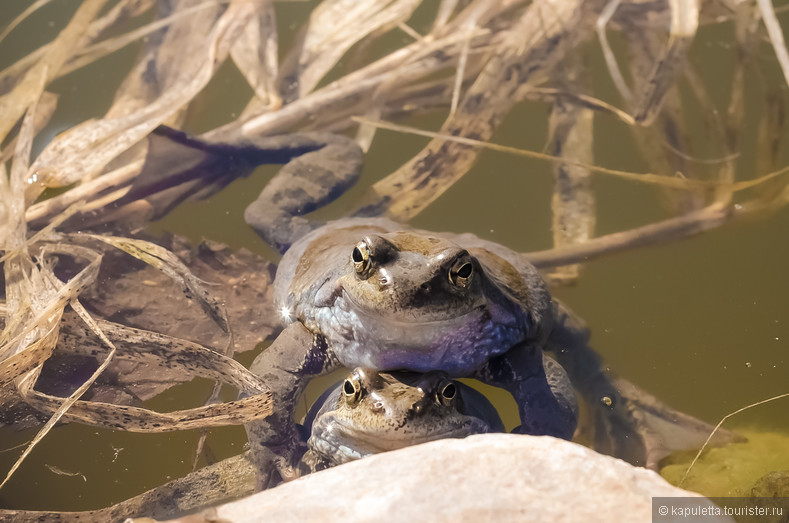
[448,257,473,288]
[342,374,363,404]
[351,241,371,275]
[437,380,457,407]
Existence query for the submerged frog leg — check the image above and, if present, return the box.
[244,133,363,254]
[245,322,340,490]
[548,300,741,469]
[473,343,578,440]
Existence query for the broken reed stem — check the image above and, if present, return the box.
[526,204,732,269]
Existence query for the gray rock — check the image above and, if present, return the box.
[168,434,721,523]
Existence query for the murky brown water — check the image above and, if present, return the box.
[1,0,788,511]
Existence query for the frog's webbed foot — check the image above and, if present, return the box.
[298,449,332,476]
[244,322,340,489]
[247,421,309,489]
[548,300,742,469]
[587,376,743,470]
[474,343,578,440]
[244,133,363,254]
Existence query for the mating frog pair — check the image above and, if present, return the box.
[136,128,728,488]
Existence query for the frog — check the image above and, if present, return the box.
[298,368,505,472]
[125,127,732,488]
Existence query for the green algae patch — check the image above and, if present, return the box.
[660,430,789,497]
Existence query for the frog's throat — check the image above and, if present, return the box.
[305,292,525,374]
[309,415,491,464]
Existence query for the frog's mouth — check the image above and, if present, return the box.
[309,416,491,465]
[337,290,494,341]
[328,290,520,373]
[339,283,487,323]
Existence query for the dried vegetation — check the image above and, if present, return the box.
[1,0,789,519]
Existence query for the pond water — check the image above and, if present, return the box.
[1,0,788,512]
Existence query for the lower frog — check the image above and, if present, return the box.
[298,368,505,473]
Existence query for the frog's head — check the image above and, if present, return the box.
[337,232,486,323]
[306,368,496,465]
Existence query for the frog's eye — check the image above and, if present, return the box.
[342,374,363,404]
[448,257,474,288]
[352,241,371,275]
[437,380,457,407]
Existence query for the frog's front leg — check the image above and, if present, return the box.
[244,133,363,254]
[473,343,578,439]
[245,321,340,489]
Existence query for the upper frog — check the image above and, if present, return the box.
[299,368,504,471]
[275,217,553,375]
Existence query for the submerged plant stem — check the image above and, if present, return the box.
[680,392,789,487]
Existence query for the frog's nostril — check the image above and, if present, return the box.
[420,283,431,293]
[378,276,389,288]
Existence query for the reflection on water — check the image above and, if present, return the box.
[1,0,789,513]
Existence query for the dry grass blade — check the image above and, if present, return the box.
[230,0,280,108]
[0,299,117,490]
[432,0,459,32]
[680,392,789,487]
[1,101,77,384]
[81,235,230,334]
[0,201,85,265]
[597,0,631,103]
[631,0,698,125]
[27,1,248,197]
[0,0,54,44]
[0,91,58,166]
[0,0,108,143]
[758,0,789,89]
[0,245,100,376]
[59,1,221,79]
[232,4,504,137]
[4,301,268,487]
[4,83,40,249]
[0,323,59,392]
[1,453,255,521]
[23,318,272,432]
[25,160,144,226]
[524,88,635,126]
[620,16,700,214]
[0,0,155,97]
[279,0,422,102]
[60,318,267,394]
[22,390,274,432]
[352,0,610,221]
[352,118,708,190]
